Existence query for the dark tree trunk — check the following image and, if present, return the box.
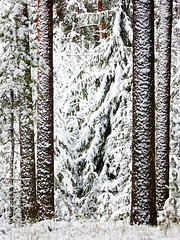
[37,0,54,220]
[9,89,14,223]
[156,0,173,211]
[130,0,157,225]
[19,3,36,222]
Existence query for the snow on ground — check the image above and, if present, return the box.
[0,218,180,240]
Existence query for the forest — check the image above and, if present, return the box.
[0,0,179,238]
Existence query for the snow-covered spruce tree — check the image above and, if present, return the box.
[12,1,37,222]
[37,0,54,220]
[130,0,157,225]
[0,89,15,222]
[165,0,180,222]
[156,0,173,211]
[54,0,132,220]
[79,1,133,220]
[0,92,16,222]
[0,0,36,222]
[53,30,83,219]
[54,0,117,47]
[0,3,16,216]
[54,0,97,46]
[9,89,15,223]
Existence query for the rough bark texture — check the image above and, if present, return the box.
[131,0,157,225]
[37,0,54,220]
[15,3,37,222]
[20,92,36,222]
[9,89,14,223]
[156,0,173,211]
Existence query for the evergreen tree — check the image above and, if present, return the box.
[130,0,157,225]
[156,0,173,211]
[54,0,116,47]
[0,2,17,216]
[98,0,105,40]
[54,0,132,220]
[9,89,15,223]
[0,0,36,222]
[14,1,37,222]
[167,0,180,221]
[37,0,54,220]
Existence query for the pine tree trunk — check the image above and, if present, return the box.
[98,0,105,40]
[37,0,54,220]
[130,0,157,225]
[9,89,14,223]
[156,0,173,211]
[19,3,36,222]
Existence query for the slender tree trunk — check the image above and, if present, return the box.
[156,0,173,211]
[9,89,14,223]
[130,0,157,225]
[98,0,105,40]
[37,0,54,220]
[19,3,36,222]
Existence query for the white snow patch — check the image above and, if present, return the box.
[0,218,179,240]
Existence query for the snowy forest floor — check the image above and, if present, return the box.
[0,217,180,240]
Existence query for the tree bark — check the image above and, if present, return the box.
[156,0,173,211]
[9,89,14,223]
[130,0,157,225]
[37,0,54,220]
[19,3,36,222]
[98,0,105,40]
